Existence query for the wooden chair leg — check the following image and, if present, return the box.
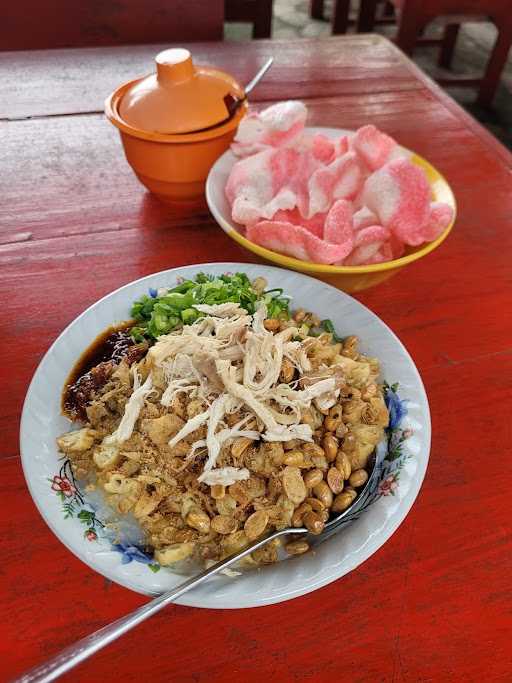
[357,0,378,33]
[477,23,512,107]
[394,3,425,57]
[438,24,460,69]
[332,0,351,34]
[252,0,273,38]
[310,0,325,21]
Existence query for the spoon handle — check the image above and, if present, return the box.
[244,57,274,95]
[16,444,384,683]
[15,526,298,683]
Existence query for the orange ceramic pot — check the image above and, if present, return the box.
[105,49,247,207]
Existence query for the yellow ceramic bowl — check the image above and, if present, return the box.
[206,129,456,292]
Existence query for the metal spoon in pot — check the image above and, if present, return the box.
[180,57,274,134]
[223,57,274,119]
[17,442,384,683]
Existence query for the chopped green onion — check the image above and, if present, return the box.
[130,326,146,342]
[130,272,291,342]
[181,308,199,324]
[321,319,342,342]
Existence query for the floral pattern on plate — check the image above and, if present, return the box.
[49,459,159,571]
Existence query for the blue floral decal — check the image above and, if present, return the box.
[112,544,160,573]
[385,382,408,429]
[343,383,413,520]
[376,383,412,498]
[51,459,160,573]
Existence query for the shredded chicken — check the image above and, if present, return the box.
[143,304,343,477]
[198,466,251,486]
[192,302,247,318]
[168,409,210,448]
[204,394,232,472]
[110,369,153,443]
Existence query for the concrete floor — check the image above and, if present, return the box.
[225,0,512,149]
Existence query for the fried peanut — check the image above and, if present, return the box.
[303,468,324,489]
[303,511,324,535]
[222,530,250,555]
[283,450,307,467]
[344,486,357,501]
[349,469,369,488]
[216,494,237,516]
[335,421,348,439]
[210,484,225,500]
[263,318,280,332]
[154,543,194,565]
[291,502,312,527]
[312,481,333,508]
[327,467,344,495]
[231,437,253,458]
[285,539,309,555]
[244,510,269,540]
[211,515,237,535]
[322,433,338,462]
[282,466,307,505]
[283,439,300,451]
[186,508,210,534]
[335,451,352,480]
[332,491,356,513]
[303,443,325,459]
[305,497,325,513]
[251,538,280,564]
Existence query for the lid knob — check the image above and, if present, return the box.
[156,48,195,85]
[115,47,244,135]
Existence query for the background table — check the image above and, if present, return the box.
[1,35,512,682]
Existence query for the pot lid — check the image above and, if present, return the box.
[118,48,244,135]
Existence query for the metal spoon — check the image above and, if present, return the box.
[223,57,274,118]
[17,443,384,683]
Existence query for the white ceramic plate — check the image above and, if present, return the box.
[20,263,430,609]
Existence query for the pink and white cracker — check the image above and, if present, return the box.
[362,157,431,245]
[225,101,449,266]
[343,225,391,265]
[352,206,379,231]
[352,125,397,171]
[226,146,323,225]
[308,152,363,217]
[272,208,326,239]
[311,134,336,164]
[231,101,308,158]
[247,221,352,264]
[323,199,354,253]
[419,202,454,242]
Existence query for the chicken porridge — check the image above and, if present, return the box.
[58,273,389,568]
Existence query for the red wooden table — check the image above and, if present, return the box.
[2,35,512,682]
